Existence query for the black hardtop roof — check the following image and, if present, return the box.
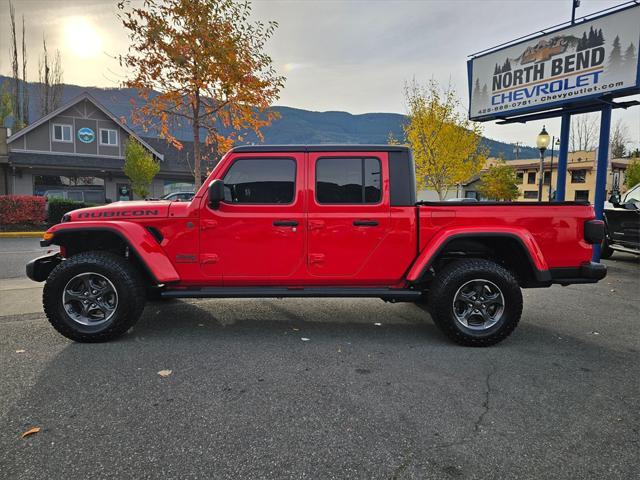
[230,144,410,153]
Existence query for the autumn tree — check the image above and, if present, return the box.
[610,119,629,158]
[8,1,29,129]
[123,138,160,199]
[403,79,485,200]
[118,0,285,189]
[570,113,597,152]
[38,36,64,116]
[478,162,519,201]
[9,1,20,128]
[21,15,28,126]
[0,84,11,126]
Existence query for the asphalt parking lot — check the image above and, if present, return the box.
[0,238,638,479]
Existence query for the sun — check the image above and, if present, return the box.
[64,16,102,59]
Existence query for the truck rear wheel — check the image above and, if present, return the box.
[427,259,522,347]
[43,251,146,342]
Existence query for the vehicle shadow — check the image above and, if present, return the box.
[128,297,448,346]
[2,298,638,479]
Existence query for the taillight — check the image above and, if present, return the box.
[584,220,605,244]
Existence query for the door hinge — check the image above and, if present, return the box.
[309,253,325,264]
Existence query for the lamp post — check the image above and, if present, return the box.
[536,126,550,202]
[548,137,560,201]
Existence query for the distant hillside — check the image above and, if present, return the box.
[0,76,540,159]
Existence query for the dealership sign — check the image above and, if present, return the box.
[468,4,640,121]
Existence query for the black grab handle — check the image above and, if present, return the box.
[353,220,379,227]
[273,220,299,227]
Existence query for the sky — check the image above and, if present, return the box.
[0,0,639,150]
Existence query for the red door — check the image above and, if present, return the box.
[199,153,306,283]
[307,152,391,281]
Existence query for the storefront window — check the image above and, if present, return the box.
[34,175,105,198]
[164,180,195,195]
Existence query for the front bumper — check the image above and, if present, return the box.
[26,252,62,282]
[550,262,607,286]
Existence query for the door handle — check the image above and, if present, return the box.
[273,220,299,227]
[353,220,379,227]
[201,220,218,231]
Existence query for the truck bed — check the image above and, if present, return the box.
[418,202,595,270]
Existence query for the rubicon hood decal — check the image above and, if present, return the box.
[68,201,172,221]
[77,209,160,219]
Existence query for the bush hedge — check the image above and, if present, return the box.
[47,198,92,225]
[0,195,46,226]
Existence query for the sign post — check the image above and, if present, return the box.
[556,113,571,201]
[592,104,612,261]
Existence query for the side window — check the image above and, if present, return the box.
[222,158,296,204]
[53,124,72,142]
[574,190,589,201]
[100,129,118,146]
[623,185,640,203]
[67,191,84,202]
[571,170,586,184]
[316,157,382,204]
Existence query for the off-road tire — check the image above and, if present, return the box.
[427,259,523,347]
[43,251,146,342]
[600,238,614,259]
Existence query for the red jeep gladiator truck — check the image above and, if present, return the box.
[27,145,606,346]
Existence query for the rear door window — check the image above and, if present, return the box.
[316,157,381,204]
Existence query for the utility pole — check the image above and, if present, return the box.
[513,142,522,160]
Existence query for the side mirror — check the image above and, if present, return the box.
[608,192,621,207]
[208,179,225,209]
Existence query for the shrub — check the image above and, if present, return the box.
[625,158,640,189]
[46,198,88,225]
[0,195,46,225]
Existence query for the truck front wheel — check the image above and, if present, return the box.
[427,259,523,347]
[43,251,146,342]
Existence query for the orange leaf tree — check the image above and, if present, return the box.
[118,0,285,188]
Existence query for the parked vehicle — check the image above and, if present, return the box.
[44,189,106,204]
[161,191,195,202]
[27,145,606,346]
[602,183,640,258]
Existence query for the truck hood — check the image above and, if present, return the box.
[65,201,172,221]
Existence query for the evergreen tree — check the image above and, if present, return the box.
[623,42,637,70]
[481,84,488,104]
[473,79,481,99]
[588,27,596,48]
[597,29,604,46]
[609,35,623,70]
[578,32,588,51]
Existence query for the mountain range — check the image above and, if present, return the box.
[0,76,540,160]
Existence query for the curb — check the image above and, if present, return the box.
[0,232,45,238]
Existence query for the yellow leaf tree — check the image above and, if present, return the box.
[118,0,285,189]
[403,80,486,200]
[123,138,160,199]
[478,162,519,201]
